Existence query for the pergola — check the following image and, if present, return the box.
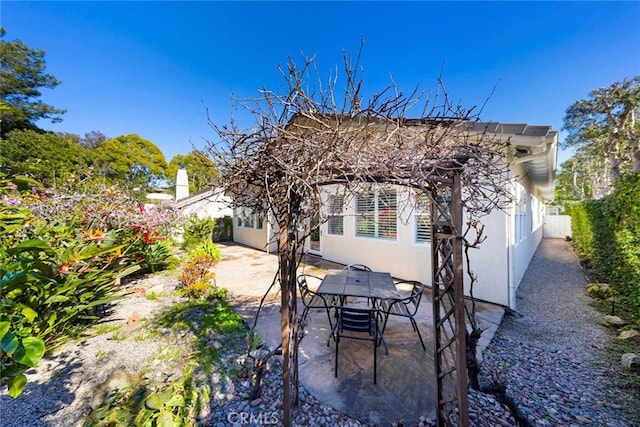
[205,54,511,426]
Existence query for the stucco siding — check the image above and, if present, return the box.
[233,225,270,252]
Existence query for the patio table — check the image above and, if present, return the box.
[316,269,401,304]
[316,269,400,349]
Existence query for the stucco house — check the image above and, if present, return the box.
[173,169,232,219]
[231,122,558,310]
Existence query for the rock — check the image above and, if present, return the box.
[603,315,626,327]
[127,310,141,327]
[90,371,139,409]
[621,353,640,371]
[618,329,640,340]
[574,415,591,424]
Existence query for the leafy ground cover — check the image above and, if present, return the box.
[1,176,179,397]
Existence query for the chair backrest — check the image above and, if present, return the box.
[409,281,425,310]
[394,280,424,313]
[337,306,378,334]
[297,274,322,303]
[344,264,372,272]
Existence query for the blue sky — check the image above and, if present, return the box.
[3,1,639,166]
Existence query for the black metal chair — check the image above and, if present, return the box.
[343,264,372,272]
[333,306,385,384]
[342,264,373,305]
[297,274,335,330]
[379,280,426,351]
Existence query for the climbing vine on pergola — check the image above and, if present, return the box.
[205,50,511,426]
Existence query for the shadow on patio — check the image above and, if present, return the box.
[214,243,504,426]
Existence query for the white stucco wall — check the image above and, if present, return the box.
[319,187,512,307]
[232,213,278,253]
[232,173,545,308]
[181,197,233,219]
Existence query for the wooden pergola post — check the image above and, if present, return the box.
[431,171,469,426]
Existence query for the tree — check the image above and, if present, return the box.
[562,76,640,198]
[167,150,219,193]
[57,130,108,149]
[0,129,96,184]
[95,134,168,191]
[0,28,65,137]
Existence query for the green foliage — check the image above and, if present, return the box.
[0,28,66,137]
[585,283,618,300]
[212,215,233,242]
[188,241,222,263]
[86,296,244,427]
[95,134,168,192]
[167,151,219,193]
[0,175,180,397]
[143,241,175,274]
[178,242,222,300]
[181,215,233,249]
[0,320,45,398]
[84,379,203,427]
[570,173,640,322]
[0,129,97,184]
[181,215,216,249]
[559,76,640,199]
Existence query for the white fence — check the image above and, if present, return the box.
[543,215,572,238]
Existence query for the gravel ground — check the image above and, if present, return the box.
[478,239,637,427]
[1,239,636,426]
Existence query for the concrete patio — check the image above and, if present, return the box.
[214,243,504,426]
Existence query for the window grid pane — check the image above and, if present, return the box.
[416,214,431,243]
[328,195,344,236]
[377,191,397,240]
[356,194,376,238]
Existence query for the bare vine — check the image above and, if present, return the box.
[204,42,511,426]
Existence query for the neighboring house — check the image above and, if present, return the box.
[174,169,233,218]
[232,122,558,310]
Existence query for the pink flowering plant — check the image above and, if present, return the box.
[1,176,180,398]
[28,182,181,272]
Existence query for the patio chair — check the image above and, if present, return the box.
[379,280,426,351]
[297,274,335,330]
[343,264,372,272]
[333,306,385,384]
[341,264,373,305]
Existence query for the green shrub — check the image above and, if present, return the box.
[181,215,216,249]
[0,176,148,397]
[212,215,233,242]
[570,173,640,322]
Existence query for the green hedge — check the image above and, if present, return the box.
[569,174,640,321]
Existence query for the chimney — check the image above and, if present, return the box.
[175,168,189,201]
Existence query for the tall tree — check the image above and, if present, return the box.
[95,134,168,191]
[562,76,640,198]
[56,130,108,149]
[0,129,96,184]
[0,28,65,137]
[167,150,219,193]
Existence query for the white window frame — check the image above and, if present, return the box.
[514,182,528,243]
[355,189,397,240]
[414,193,431,244]
[327,195,344,236]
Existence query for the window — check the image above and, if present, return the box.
[237,208,261,229]
[415,194,431,243]
[355,190,397,240]
[327,195,344,235]
[243,210,254,228]
[513,182,528,243]
[531,195,542,231]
